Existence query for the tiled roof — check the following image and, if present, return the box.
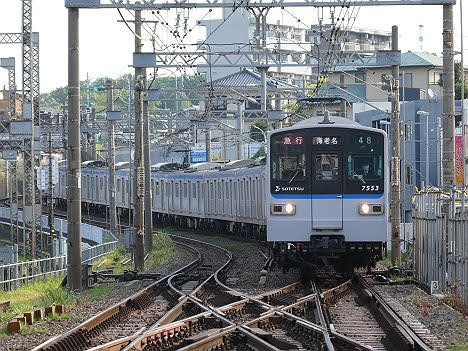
[333,51,443,72]
[206,69,297,90]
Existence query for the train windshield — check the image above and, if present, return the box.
[270,132,306,186]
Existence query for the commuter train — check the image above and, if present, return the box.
[53,115,388,271]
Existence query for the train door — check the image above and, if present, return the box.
[311,152,343,229]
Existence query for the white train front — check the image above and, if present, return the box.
[53,115,388,271]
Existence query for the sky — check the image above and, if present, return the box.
[0,0,466,93]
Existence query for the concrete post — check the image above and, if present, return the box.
[67,7,82,291]
[442,4,455,187]
[143,100,153,253]
[106,79,117,239]
[390,25,401,266]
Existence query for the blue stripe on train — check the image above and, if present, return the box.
[271,193,384,199]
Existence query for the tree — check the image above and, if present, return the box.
[438,62,468,100]
[249,119,268,142]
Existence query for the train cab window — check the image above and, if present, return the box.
[192,183,197,198]
[271,132,306,184]
[347,155,382,181]
[315,154,339,181]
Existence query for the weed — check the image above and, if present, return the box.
[448,344,468,351]
[93,245,131,274]
[145,232,175,271]
[21,325,49,335]
[84,284,117,302]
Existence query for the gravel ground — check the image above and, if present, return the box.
[0,243,197,351]
[169,229,301,295]
[375,284,468,350]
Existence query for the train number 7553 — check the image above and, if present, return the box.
[361,185,379,191]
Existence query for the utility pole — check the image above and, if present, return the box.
[390,25,401,266]
[133,10,145,271]
[67,7,82,291]
[48,130,55,257]
[143,100,153,253]
[442,4,455,187]
[236,102,244,160]
[106,79,117,239]
[127,74,132,228]
[205,129,211,162]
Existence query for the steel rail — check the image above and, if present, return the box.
[357,274,433,351]
[31,240,202,351]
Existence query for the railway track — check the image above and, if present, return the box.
[32,236,232,351]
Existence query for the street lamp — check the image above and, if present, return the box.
[417,110,430,188]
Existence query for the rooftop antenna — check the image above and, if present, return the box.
[418,25,424,51]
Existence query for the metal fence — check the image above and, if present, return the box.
[0,241,117,291]
[413,189,468,304]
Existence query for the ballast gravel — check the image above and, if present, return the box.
[376,283,467,350]
[0,244,197,351]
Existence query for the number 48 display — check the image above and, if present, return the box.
[358,136,372,144]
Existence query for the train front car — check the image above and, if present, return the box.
[267,116,388,272]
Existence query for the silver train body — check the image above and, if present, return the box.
[53,116,388,269]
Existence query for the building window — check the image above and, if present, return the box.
[399,72,413,88]
[405,165,413,185]
[354,71,365,83]
[429,71,442,85]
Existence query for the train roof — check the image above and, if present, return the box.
[294,116,360,128]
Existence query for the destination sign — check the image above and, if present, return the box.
[312,136,341,145]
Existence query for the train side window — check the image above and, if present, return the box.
[122,180,126,196]
[117,178,121,193]
[192,183,197,198]
[246,180,250,200]
[202,183,205,197]
[240,181,244,200]
[218,182,222,200]
[183,183,188,198]
[210,183,214,199]
[156,181,160,195]
[126,180,129,194]
[175,183,180,198]
[225,182,230,199]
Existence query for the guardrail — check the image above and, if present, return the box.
[0,206,119,291]
[0,241,118,291]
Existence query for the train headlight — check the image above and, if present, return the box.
[359,203,370,214]
[284,203,295,214]
[358,203,384,215]
[271,203,296,215]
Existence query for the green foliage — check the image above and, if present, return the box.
[0,275,78,336]
[251,146,266,159]
[84,285,117,302]
[249,119,268,142]
[145,232,176,271]
[41,74,205,112]
[438,62,468,100]
[92,245,131,274]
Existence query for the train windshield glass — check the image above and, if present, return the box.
[271,132,306,183]
[346,131,384,193]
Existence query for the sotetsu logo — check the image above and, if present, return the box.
[275,186,305,192]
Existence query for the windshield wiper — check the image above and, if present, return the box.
[289,170,300,183]
[353,172,366,184]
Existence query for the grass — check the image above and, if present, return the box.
[92,245,132,274]
[145,231,176,271]
[84,284,117,302]
[0,275,78,338]
[449,344,468,351]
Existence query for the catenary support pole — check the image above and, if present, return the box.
[133,10,145,271]
[390,25,401,266]
[442,4,455,187]
[67,7,82,291]
[143,100,153,253]
[48,130,54,257]
[106,79,118,239]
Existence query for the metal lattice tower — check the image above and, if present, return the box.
[21,0,42,258]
